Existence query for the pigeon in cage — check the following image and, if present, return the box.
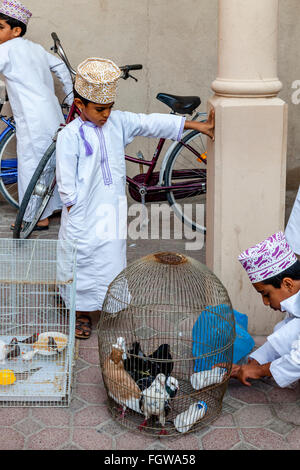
[139,373,179,435]
[124,342,174,382]
[103,338,142,418]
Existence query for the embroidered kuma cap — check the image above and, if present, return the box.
[0,0,32,25]
[75,57,122,105]
[238,231,298,283]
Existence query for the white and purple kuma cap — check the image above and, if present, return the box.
[238,231,298,283]
[0,0,32,25]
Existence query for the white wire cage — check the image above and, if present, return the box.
[0,238,77,407]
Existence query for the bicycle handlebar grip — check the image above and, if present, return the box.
[121,64,143,71]
[51,32,60,44]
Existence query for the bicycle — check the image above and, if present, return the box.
[13,33,208,240]
[0,91,18,209]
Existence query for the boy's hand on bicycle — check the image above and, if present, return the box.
[184,108,215,141]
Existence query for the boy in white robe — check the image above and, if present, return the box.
[231,231,300,388]
[56,57,215,339]
[0,0,73,229]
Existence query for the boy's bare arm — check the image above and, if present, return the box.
[184,108,215,141]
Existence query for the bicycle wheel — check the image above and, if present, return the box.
[13,142,56,239]
[0,127,18,209]
[164,130,207,233]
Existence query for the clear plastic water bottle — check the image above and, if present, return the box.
[174,400,207,433]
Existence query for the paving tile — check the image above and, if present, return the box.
[76,365,102,384]
[231,442,259,450]
[222,394,245,412]
[164,433,200,450]
[272,403,300,425]
[201,428,240,450]
[14,417,43,436]
[228,382,268,404]
[234,405,273,427]
[286,427,300,449]
[27,428,71,450]
[267,418,294,436]
[31,408,71,427]
[0,408,29,426]
[78,347,100,365]
[74,383,108,405]
[79,332,99,348]
[73,427,113,450]
[97,418,127,436]
[146,441,168,450]
[68,397,87,412]
[74,405,111,427]
[75,358,89,371]
[241,428,291,450]
[211,411,235,427]
[115,429,158,450]
[266,386,300,404]
[0,428,24,449]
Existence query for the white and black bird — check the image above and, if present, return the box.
[139,373,179,435]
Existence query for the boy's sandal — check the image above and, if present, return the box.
[10,223,49,231]
[75,314,92,340]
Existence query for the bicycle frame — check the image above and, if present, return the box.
[125,131,207,197]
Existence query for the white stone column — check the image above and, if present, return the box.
[206,0,288,334]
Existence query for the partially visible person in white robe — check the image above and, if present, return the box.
[0,1,73,227]
[285,185,300,255]
[55,57,215,339]
[232,231,300,388]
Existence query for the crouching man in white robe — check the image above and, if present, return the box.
[0,0,73,229]
[56,57,215,339]
[231,232,300,388]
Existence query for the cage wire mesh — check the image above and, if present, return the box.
[98,252,236,437]
[0,238,77,407]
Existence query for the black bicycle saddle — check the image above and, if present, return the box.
[156,93,201,115]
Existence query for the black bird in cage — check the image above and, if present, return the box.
[124,342,174,383]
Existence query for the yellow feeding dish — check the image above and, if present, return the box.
[0,369,16,385]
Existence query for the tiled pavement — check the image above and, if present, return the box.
[0,200,299,450]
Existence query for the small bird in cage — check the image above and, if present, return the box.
[139,373,179,435]
[0,338,22,364]
[21,332,68,361]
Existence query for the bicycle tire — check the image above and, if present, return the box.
[0,127,18,209]
[13,141,56,239]
[164,130,207,233]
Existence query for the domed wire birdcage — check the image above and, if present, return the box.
[98,252,236,437]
